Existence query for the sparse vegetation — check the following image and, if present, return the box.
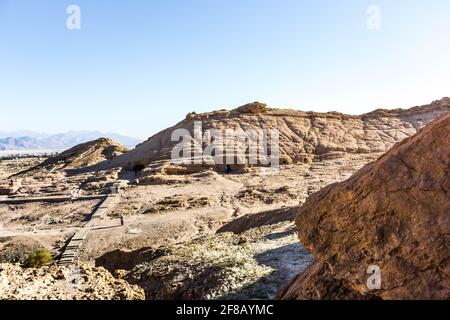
[24,248,53,268]
[119,224,308,300]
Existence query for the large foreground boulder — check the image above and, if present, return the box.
[279,112,450,300]
[276,261,375,300]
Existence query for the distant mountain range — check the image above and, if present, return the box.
[0,131,142,151]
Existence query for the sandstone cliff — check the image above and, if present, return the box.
[278,112,450,300]
[107,98,450,170]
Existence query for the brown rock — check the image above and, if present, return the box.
[234,102,269,114]
[36,138,128,171]
[276,261,374,300]
[0,263,145,300]
[282,112,450,300]
[106,98,449,170]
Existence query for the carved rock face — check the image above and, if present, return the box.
[108,98,450,171]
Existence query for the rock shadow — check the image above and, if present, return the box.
[220,243,314,300]
[217,206,298,234]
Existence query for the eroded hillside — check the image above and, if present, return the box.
[108,98,449,169]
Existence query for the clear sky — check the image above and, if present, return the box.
[1,0,449,139]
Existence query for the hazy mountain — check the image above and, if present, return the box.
[0,137,42,150]
[0,131,141,151]
[0,131,49,139]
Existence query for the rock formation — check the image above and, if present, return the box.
[234,102,269,114]
[0,138,128,195]
[106,98,450,170]
[39,138,128,169]
[0,263,144,300]
[278,112,450,300]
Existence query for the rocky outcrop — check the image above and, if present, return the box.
[279,112,450,300]
[234,102,269,114]
[0,179,21,195]
[0,263,144,300]
[106,98,450,170]
[39,138,128,169]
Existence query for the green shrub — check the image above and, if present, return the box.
[25,248,53,268]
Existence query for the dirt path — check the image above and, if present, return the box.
[58,183,121,266]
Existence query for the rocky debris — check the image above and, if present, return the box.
[0,263,144,300]
[113,194,214,217]
[236,186,299,205]
[106,98,449,170]
[0,158,41,178]
[85,168,120,182]
[1,171,67,197]
[81,168,122,192]
[35,182,71,195]
[0,179,22,195]
[280,112,450,300]
[96,222,313,300]
[141,195,213,214]
[138,174,192,186]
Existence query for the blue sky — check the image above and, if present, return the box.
[1,0,449,139]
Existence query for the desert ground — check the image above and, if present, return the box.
[0,150,379,299]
